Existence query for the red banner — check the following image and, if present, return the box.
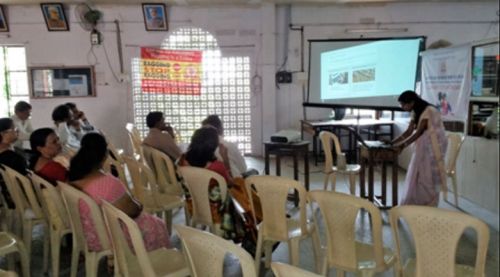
[140,47,202,95]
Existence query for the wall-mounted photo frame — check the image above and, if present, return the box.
[142,3,168,31]
[29,66,96,98]
[0,5,8,32]
[41,3,69,31]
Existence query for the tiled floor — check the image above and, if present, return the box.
[1,156,498,276]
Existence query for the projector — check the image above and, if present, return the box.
[270,129,301,143]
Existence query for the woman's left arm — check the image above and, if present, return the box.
[394,119,428,153]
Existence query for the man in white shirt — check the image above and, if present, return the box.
[11,101,34,149]
[202,114,257,178]
[52,104,83,150]
[65,102,95,132]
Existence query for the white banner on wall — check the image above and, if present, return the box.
[421,45,471,121]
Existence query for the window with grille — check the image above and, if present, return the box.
[0,46,29,117]
[132,27,252,153]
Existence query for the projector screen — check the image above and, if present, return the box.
[306,37,425,109]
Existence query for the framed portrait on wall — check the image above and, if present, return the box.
[0,5,8,32]
[41,3,69,31]
[142,3,168,31]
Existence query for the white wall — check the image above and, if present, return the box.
[1,2,498,154]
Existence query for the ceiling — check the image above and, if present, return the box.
[1,0,488,5]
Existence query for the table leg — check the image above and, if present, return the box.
[381,161,387,206]
[276,154,281,176]
[392,155,398,207]
[304,150,309,191]
[293,154,298,181]
[264,146,270,175]
[360,157,366,198]
[368,154,374,202]
[313,133,318,166]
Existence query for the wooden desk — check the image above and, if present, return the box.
[264,141,310,206]
[301,118,395,165]
[359,144,398,209]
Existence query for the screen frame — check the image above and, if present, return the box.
[305,36,426,111]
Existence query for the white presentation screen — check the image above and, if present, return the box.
[307,37,425,109]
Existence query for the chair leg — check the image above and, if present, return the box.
[337,269,345,277]
[85,253,98,277]
[323,173,330,191]
[289,238,300,266]
[22,221,33,255]
[311,226,322,273]
[165,210,173,235]
[451,174,459,207]
[442,177,449,201]
[42,225,49,273]
[349,174,356,195]
[69,238,79,277]
[50,231,61,277]
[264,241,273,269]
[16,240,30,277]
[330,173,337,191]
[254,231,264,274]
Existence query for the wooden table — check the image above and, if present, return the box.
[359,143,398,209]
[301,118,395,165]
[264,141,310,206]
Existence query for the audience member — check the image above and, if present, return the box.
[11,101,34,149]
[52,104,83,150]
[202,114,258,177]
[178,126,261,255]
[0,117,28,208]
[29,128,67,184]
[65,102,95,132]
[68,133,171,252]
[142,111,182,161]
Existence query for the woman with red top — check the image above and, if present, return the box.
[29,128,68,184]
[178,126,260,255]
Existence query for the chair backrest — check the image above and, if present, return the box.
[30,173,70,231]
[2,166,44,220]
[107,141,124,164]
[308,190,386,271]
[271,262,321,277]
[58,182,111,254]
[446,132,465,173]
[245,175,307,241]
[101,200,156,277]
[142,145,182,196]
[175,224,257,277]
[125,123,144,161]
[319,131,346,170]
[102,156,128,189]
[390,205,489,277]
[122,155,159,204]
[178,166,227,228]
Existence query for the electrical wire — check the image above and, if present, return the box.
[102,40,122,83]
[87,45,98,66]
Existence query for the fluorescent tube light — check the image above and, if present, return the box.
[345,27,408,33]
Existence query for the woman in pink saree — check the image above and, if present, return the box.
[392,90,448,206]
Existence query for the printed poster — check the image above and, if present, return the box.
[140,47,202,95]
[421,45,471,121]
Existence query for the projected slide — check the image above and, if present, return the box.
[320,40,420,101]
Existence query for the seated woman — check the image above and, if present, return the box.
[68,132,170,252]
[29,128,68,184]
[178,126,261,254]
[0,117,28,208]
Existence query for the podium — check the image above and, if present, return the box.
[359,143,399,209]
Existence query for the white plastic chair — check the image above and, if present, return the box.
[0,232,29,277]
[101,201,189,277]
[177,166,228,235]
[444,133,465,206]
[123,155,184,234]
[142,145,184,196]
[390,205,489,277]
[125,123,144,162]
[59,182,114,277]
[245,175,321,274]
[175,224,257,277]
[1,166,49,273]
[30,173,76,277]
[271,262,322,277]
[0,269,18,277]
[319,131,360,194]
[309,190,396,276]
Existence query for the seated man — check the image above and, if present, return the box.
[52,104,83,150]
[202,114,258,178]
[65,102,95,132]
[11,101,34,149]
[142,111,182,161]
